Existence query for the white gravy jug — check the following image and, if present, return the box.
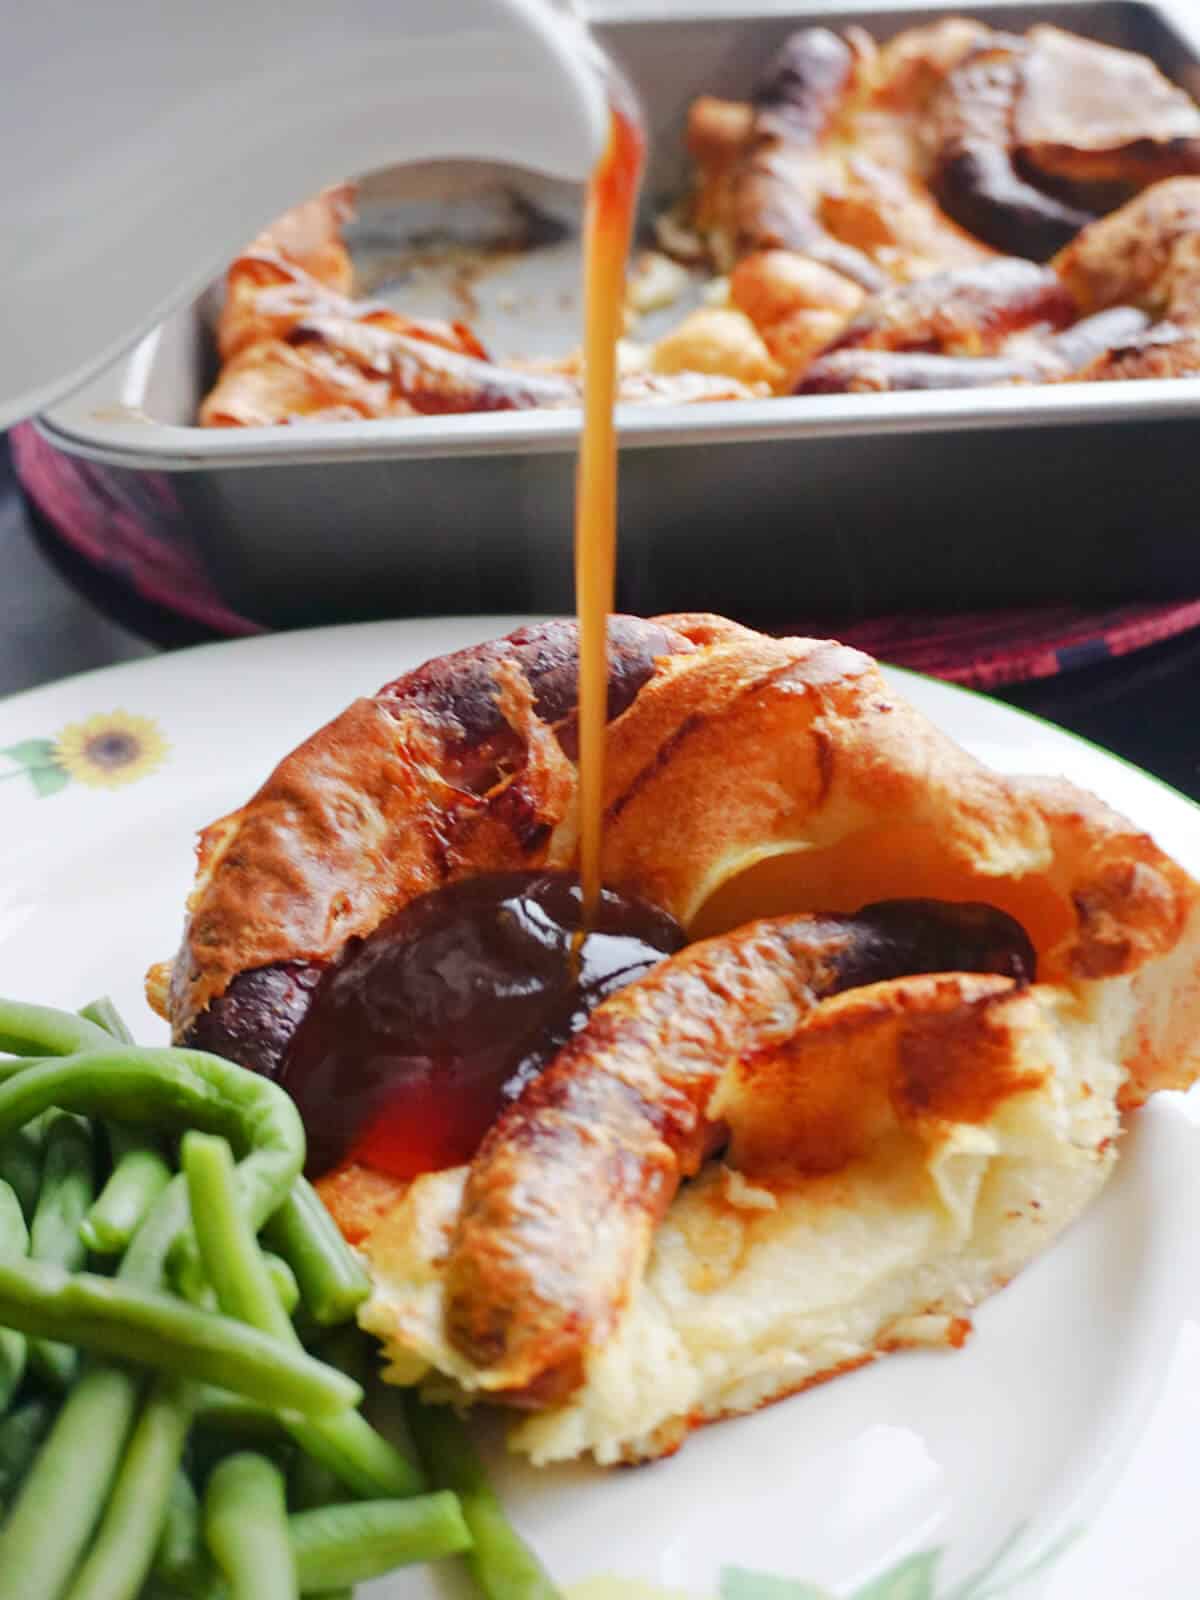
[0,0,609,426]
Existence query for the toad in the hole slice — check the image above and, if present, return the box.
[150,616,1200,1462]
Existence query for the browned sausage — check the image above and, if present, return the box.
[733,29,887,291]
[794,306,1151,393]
[444,899,1035,1403]
[930,45,1095,260]
[823,257,1074,357]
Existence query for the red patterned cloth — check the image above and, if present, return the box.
[776,599,1200,689]
[11,424,261,638]
[14,422,1200,689]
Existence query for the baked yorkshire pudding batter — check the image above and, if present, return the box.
[199,20,1200,421]
[151,616,1200,1462]
[675,20,1200,392]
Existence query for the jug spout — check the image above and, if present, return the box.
[1,0,611,426]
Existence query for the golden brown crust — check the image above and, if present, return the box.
[1016,26,1200,186]
[1052,176,1200,323]
[201,188,533,427]
[201,309,759,426]
[724,971,1043,1179]
[216,187,357,364]
[1061,322,1200,383]
[315,1164,409,1247]
[166,616,694,1038]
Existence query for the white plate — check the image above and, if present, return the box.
[1,616,1198,1600]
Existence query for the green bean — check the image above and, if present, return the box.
[175,1249,297,1319]
[75,1009,175,1258]
[204,1452,297,1600]
[0,999,111,1059]
[28,1111,95,1388]
[313,1325,371,1396]
[0,1364,143,1600]
[0,1176,187,1600]
[77,1003,176,1257]
[63,1375,193,1600]
[81,1132,171,1257]
[73,1167,316,1596]
[406,1396,559,1600]
[266,1252,301,1318]
[30,1115,94,1271]
[289,1494,471,1589]
[0,1257,358,1415]
[179,1249,300,1320]
[119,1173,189,1287]
[261,1180,370,1328]
[144,1497,471,1597]
[0,1039,307,1319]
[173,1252,216,1310]
[0,1181,28,1254]
[78,998,135,1046]
[192,1386,285,1444]
[0,1123,42,1220]
[0,1394,54,1505]
[0,1007,366,1600]
[184,1134,422,1500]
[153,1468,212,1598]
[183,1134,305,1350]
[0,1047,305,1338]
[0,1045,305,1234]
[0,1179,30,1410]
[0,1021,315,1600]
[0,1006,305,1278]
[289,1452,344,1513]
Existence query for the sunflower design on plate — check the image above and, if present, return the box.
[0,711,169,798]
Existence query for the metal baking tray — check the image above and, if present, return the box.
[35,0,1200,629]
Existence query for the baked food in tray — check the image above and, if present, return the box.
[149,616,1200,1463]
[197,17,1200,423]
[199,196,757,426]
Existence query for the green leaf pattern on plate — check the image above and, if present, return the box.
[711,1523,1080,1600]
[0,739,66,799]
[851,1550,943,1600]
[721,1568,835,1599]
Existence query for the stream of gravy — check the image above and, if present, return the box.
[574,98,645,917]
[278,97,660,1179]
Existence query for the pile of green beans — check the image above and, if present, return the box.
[0,997,560,1600]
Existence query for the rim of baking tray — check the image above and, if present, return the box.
[35,371,1200,473]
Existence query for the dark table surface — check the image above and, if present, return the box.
[3,432,1199,804]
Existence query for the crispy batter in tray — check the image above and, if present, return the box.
[199,18,1200,424]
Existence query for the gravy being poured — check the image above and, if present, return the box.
[574,94,646,917]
